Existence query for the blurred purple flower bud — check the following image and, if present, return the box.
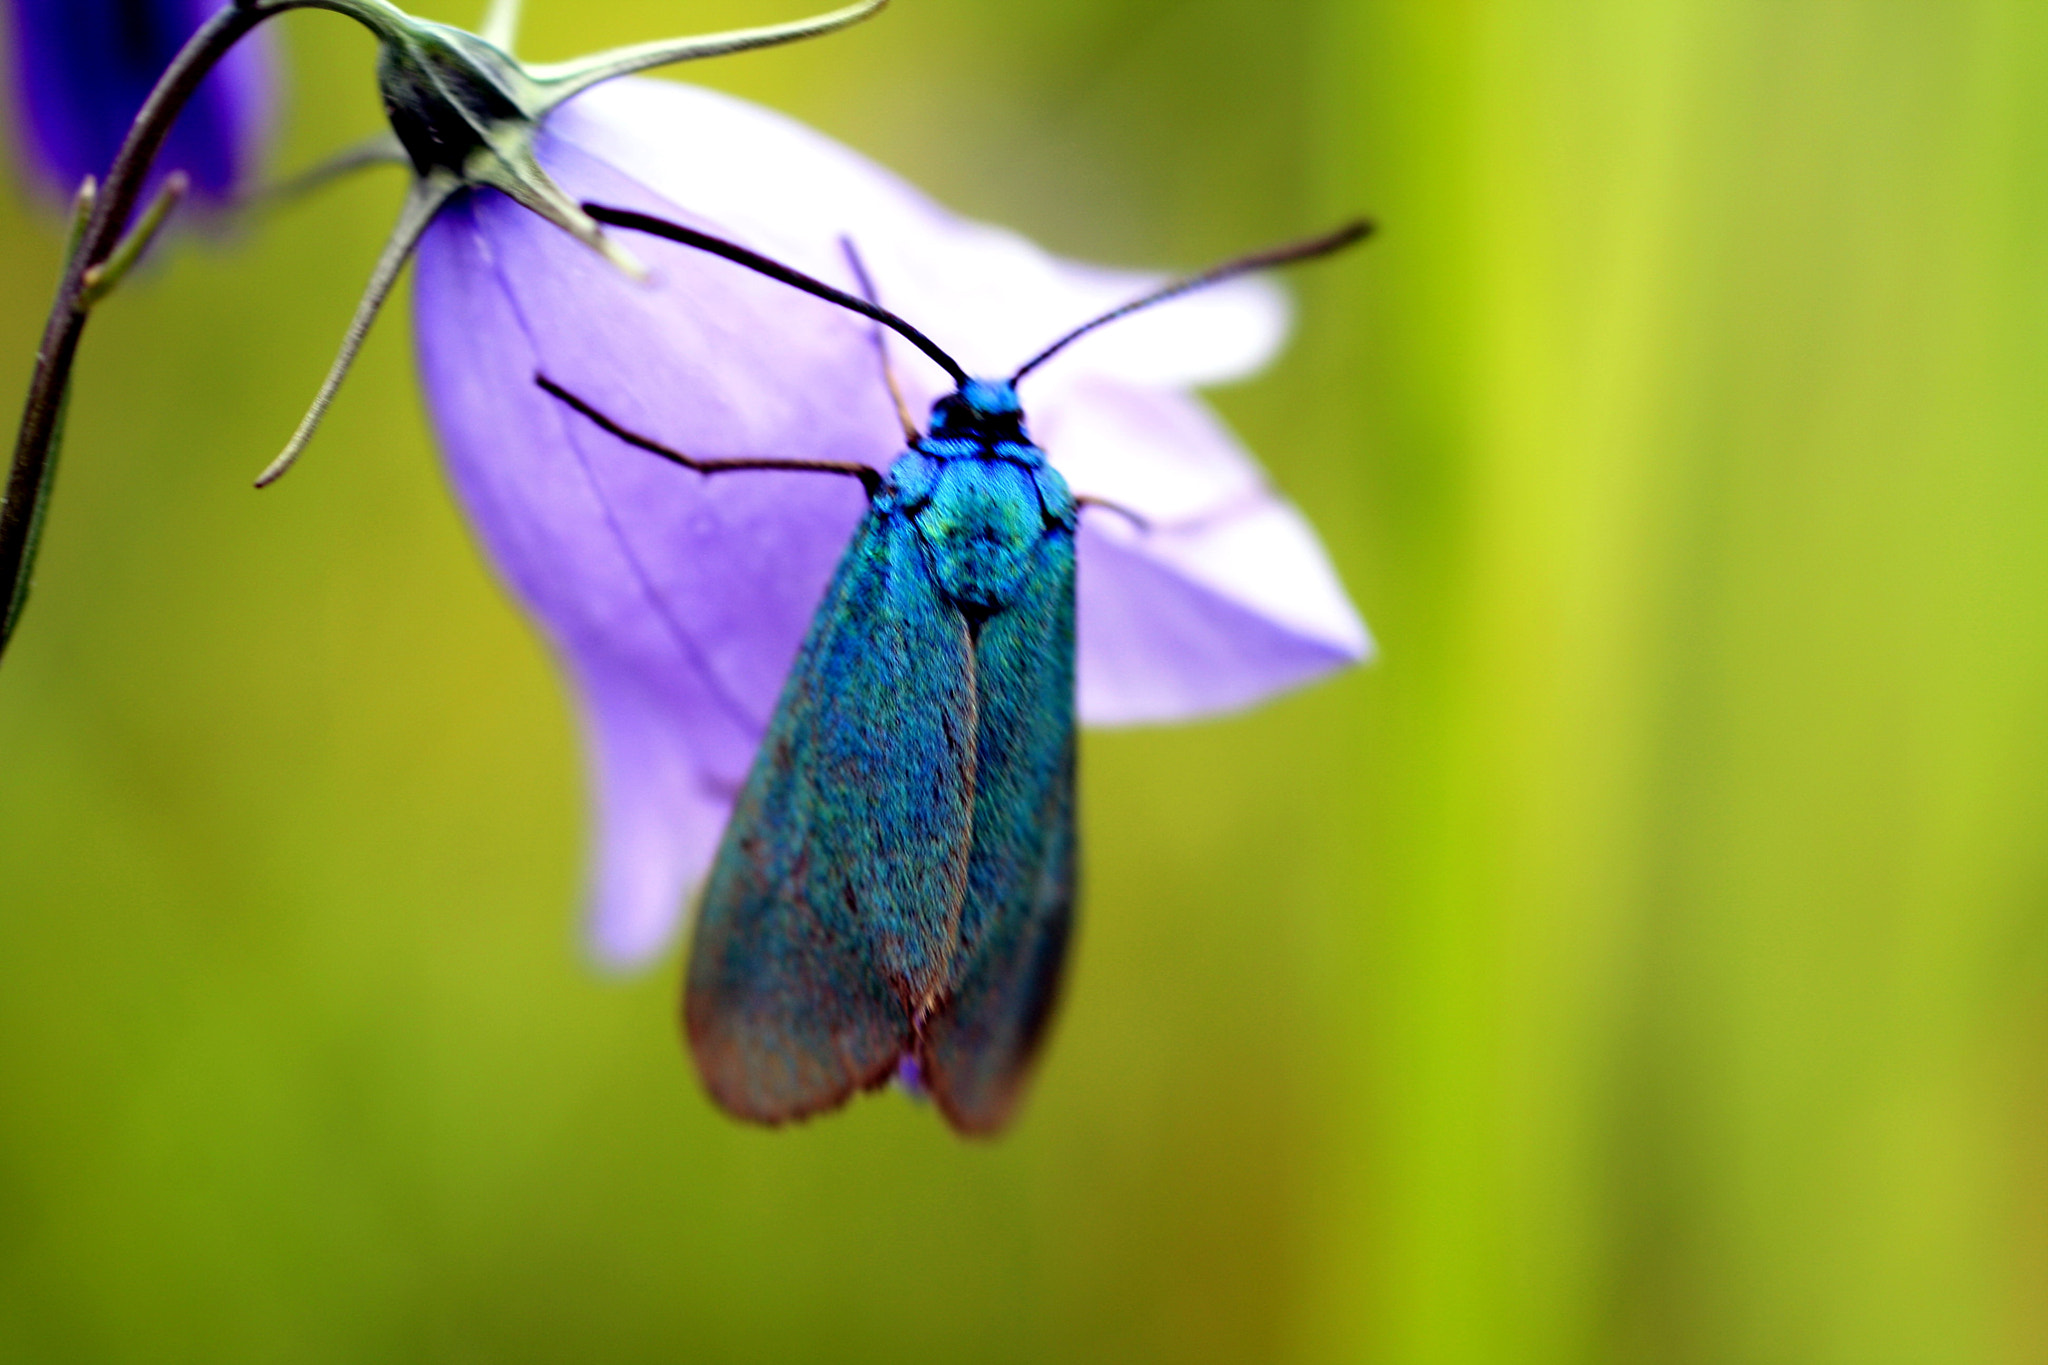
[412,78,1372,968]
[4,0,273,203]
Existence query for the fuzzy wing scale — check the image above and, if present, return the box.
[924,530,1079,1134]
[686,511,977,1124]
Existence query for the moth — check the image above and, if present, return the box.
[541,205,1369,1134]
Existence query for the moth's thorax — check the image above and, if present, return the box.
[885,380,1077,612]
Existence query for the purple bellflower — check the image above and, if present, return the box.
[5,0,273,203]
[406,75,1373,967]
[22,0,1367,968]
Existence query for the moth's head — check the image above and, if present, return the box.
[928,378,1027,444]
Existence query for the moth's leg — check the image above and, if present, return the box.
[536,373,885,498]
[1074,496,1150,533]
[1080,495,1326,539]
[838,236,920,444]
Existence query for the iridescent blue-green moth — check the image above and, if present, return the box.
[542,206,1370,1134]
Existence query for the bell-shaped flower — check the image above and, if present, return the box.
[0,0,1367,971]
[407,75,1372,967]
[4,0,273,203]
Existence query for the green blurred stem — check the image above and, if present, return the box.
[257,135,407,207]
[83,173,190,306]
[479,0,522,50]
[0,0,288,658]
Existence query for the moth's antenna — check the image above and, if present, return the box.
[1009,219,1375,385]
[583,203,971,387]
[839,236,920,443]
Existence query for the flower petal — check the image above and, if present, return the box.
[412,77,1368,964]
[545,79,1289,389]
[1042,378,1373,723]
[1075,517,1370,725]
[572,661,736,967]
[415,174,883,964]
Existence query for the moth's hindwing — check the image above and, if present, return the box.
[924,527,1079,1134]
[686,509,977,1124]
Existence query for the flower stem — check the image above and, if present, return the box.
[0,0,291,656]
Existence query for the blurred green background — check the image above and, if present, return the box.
[3,0,2047,1360]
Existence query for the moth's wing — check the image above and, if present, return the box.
[924,529,1079,1134]
[686,511,977,1125]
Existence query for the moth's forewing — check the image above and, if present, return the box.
[924,529,1079,1134]
[687,510,977,1124]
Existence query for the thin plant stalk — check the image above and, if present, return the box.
[0,0,294,653]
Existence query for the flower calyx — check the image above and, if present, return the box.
[254,0,888,484]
